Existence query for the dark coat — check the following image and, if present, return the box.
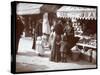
[35,23,42,36]
[50,34,61,62]
[54,23,64,35]
[16,17,24,54]
[16,18,24,38]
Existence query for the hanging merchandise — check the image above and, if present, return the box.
[42,13,51,35]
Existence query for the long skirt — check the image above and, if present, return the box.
[50,44,61,62]
[60,43,68,62]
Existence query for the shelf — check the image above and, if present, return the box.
[75,35,91,39]
[76,43,96,49]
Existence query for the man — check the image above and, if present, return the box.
[35,19,42,37]
[16,16,24,54]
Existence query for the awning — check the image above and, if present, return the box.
[17,3,43,15]
[40,5,61,13]
[57,6,96,20]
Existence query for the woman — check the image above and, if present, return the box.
[50,20,63,62]
[54,34,62,62]
[49,27,56,61]
[63,21,73,60]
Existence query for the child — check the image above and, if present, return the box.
[36,36,44,56]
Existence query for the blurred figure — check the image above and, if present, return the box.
[16,16,24,54]
[49,21,56,50]
[63,21,74,60]
[36,34,48,56]
[50,20,63,62]
[35,36,44,56]
[55,34,62,62]
[32,27,35,49]
[41,34,49,52]
[35,19,42,37]
[60,33,68,62]
[49,26,56,61]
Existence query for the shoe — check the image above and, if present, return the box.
[38,53,41,56]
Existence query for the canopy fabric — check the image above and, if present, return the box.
[17,3,43,15]
[40,5,61,13]
[57,6,96,20]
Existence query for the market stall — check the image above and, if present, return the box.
[17,3,43,15]
[17,3,43,37]
[56,6,97,63]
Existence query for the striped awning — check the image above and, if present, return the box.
[57,6,96,20]
[17,3,43,15]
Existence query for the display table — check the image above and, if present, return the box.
[75,35,96,63]
[76,42,96,63]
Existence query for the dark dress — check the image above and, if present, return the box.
[60,35,68,62]
[63,25,75,60]
[64,25,79,60]
[50,23,63,62]
[50,34,61,62]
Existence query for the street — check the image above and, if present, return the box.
[16,37,96,72]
